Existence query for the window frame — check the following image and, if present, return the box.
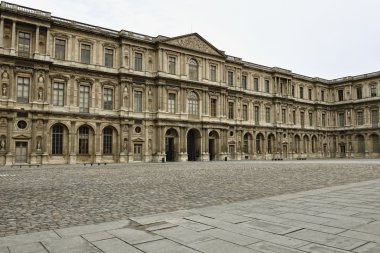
[79,84,91,113]
[52,81,65,106]
[187,91,199,116]
[103,127,113,154]
[103,87,113,110]
[134,90,143,112]
[134,52,143,71]
[227,71,234,86]
[80,43,91,64]
[104,48,114,68]
[17,76,30,103]
[228,101,234,119]
[253,77,259,91]
[241,75,247,89]
[210,65,217,82]
[18,31,31,57]
[54,38,66,60]
[210,98,217,117]
[52,124,64,155]
[168,56,176,75]
[78,126,90,154]
[264,79,270,93]
[168,93,176,113]
[188,58,198,81]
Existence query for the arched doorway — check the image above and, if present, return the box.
[255,133,264,156]
[165,128,178,162]
[187,128,201,161]
[209,130,219,161]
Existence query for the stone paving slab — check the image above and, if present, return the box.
[0,174,379,252]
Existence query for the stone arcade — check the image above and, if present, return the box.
[0,2,380,165]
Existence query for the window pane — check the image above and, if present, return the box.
[169,57,176,74]
[81,44,91,64]
[52,125,64,155]
[135,53,142,71]
[103,88,113,110]
[55,39,66,60]
[188,91,198,115]
[53,82,64,106]
[210,98,217,117]
[168,93,176,113]
[78,126,89,154]
[17,77,29,103]
[103,127,113,154]
[134,91,142,112]
[210,65,216,82]
[79,85,90,112]
[189,59,198,81]
[104,48,114,67]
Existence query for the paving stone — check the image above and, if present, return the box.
[0,231,60,247]
[353,221,380,236]
[277,212,333,224]
[0,247,9,253]
[54,220,130,238]
[91,238,143,253]
[107,228,162,245]
[287,229,368,250]
[299,243,352,253]
[189,239,261,253]
[42,236,100,253]
[339,230,380,243]
[198,228,261,246]
[81,231,115,242]
[243,213,345,234]
[242,219,301,235]
[165,218,213,231]
[184,215,309,248]
[145,222,178,231]
[135,239,199,253]
[353,242,380,253]
[324,218,370,229]
[200,212,252,224]
[8,242,47,253]
[247,241,306,253]
[153,226,212,244]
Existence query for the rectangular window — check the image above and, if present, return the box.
[103,128,113,154]
[168,56,176,74]
[300,87,304,99]
[321,90,325,101]
[228,102,234,119]
[135,52,143,71]
[243,105,248,121]
[370,84,377,97]
[104,48,114,68]
[282,108,286,123]
[357,111,364,125]
[357,87,362,99]
[52,82,64,106]
[308,88,312,100]
[254,106,259,124]
[338,89,344,101]
[264,80,270,93]
[309,112,313,126]
[265,108,270,123]
[134,91,142,112]
[300,112,305,127]
[322,113,326,127]
[55,39,66,60]
[79,85,90,113]
[210,98,217,117]
[293,111,296,125]
[291,85,295,97]
[103,88,113,110]
[80,44,91,64]
[168,93,176,113]
[210,65,216,82]
[371,109,379,125]
[253,77,259,91]
[338,112,345,127]
[18,32,30,57]
[241,75,247,89]
[17,77,30,103]
[227,71,234,86]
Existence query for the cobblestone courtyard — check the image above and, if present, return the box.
[2,160,380,237]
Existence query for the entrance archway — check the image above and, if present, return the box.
[208,130,219,161]
[187,128,201,161]
[165,128,178,162]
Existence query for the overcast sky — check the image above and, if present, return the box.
[8,0,380,79]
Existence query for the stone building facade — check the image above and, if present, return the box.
[0,2,379,165]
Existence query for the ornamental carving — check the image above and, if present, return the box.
[166,36,220,56]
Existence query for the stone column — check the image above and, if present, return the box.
[10,20,16,54]
[0,18,4,49]
[34,26,40,55]
[45,28,50,56]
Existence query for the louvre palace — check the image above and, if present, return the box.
[0,2,379,165]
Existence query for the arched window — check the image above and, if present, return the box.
[52,124,64,155]
[103,127,113,154]
[189,59,198,81]
[79,126,89,154]
[372,135,380,153]
[187,91,199,115]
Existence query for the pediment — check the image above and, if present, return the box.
[13,134,31,139]
[163,33,224,57]
[132,137,145,142]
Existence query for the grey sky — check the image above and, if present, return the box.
[8,0,380,79]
